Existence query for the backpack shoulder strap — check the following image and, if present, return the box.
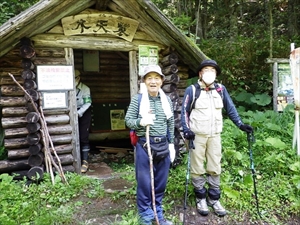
[137,93,142,109]
[191,83,201,110]
[214,83,223,99]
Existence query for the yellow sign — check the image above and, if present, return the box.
[110,109,125,130]
[61,13,139,42]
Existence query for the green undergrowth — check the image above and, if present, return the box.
[107,106,300,224]
[0,172,104,225]
[0,107,299,225]
[165,105,300,224]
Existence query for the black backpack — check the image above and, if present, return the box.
[190,82,224,110]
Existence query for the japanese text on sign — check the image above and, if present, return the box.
[37,65,74,91]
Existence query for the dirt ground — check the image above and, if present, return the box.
[70,148,300,225]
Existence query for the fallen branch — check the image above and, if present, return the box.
[8,72,68,185]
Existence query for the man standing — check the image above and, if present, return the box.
[125,65,175,225]
[181,59,253,216]
[75,70,92,173]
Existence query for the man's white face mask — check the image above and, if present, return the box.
[202,71,216,85]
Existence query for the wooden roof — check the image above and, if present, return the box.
[0,0,207,71]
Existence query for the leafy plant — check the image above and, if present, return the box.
[0,172,104,224]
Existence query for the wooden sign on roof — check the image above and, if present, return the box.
[61,13,139,42]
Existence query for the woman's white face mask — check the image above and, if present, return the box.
[202,71,216,85]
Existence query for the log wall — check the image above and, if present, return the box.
[0,42,75,177]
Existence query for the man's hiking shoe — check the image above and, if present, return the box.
[158,219,173,225]
[196,198,209,216]
[207,198,227,216]
[81,160,89,173]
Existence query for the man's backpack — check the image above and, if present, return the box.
[190,82,224,110]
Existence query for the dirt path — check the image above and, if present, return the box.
[70,150,300,225]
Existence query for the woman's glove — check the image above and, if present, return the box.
[184,130,195,140]
[169,144,176,163]
[239,124,253,133]
[140,116,154,126]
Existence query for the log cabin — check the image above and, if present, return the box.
[0,0,208,176]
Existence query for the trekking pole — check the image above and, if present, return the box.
[247,131,262,219]
[179,132,194,225]
[146,125,159,225]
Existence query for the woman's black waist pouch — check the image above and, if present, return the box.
[138,136,169,163]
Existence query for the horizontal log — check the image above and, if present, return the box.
[0,77,23,85]
[49,144,73,155]
[2,107,28,116]
[0,159,30,173]
[7,148,31,160]
[54,164,75,173]
[5,127,28,138]
[33,57,67,65]
[5,48,49,57]
[4,137,29,149]
[35,48,65,57]
[50,134,73,144]
[4,124,72,138]
[31,34,165,52]
[8,144,73,160]
[0,68,23,76]
[54,153,74,165]
[1,85,24,96]
[47,124,72,135]
[42,108,70,115]
[45,114,70,124]
[0,57,23,68]
[0,97,26,107]
[2,117,27,129]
